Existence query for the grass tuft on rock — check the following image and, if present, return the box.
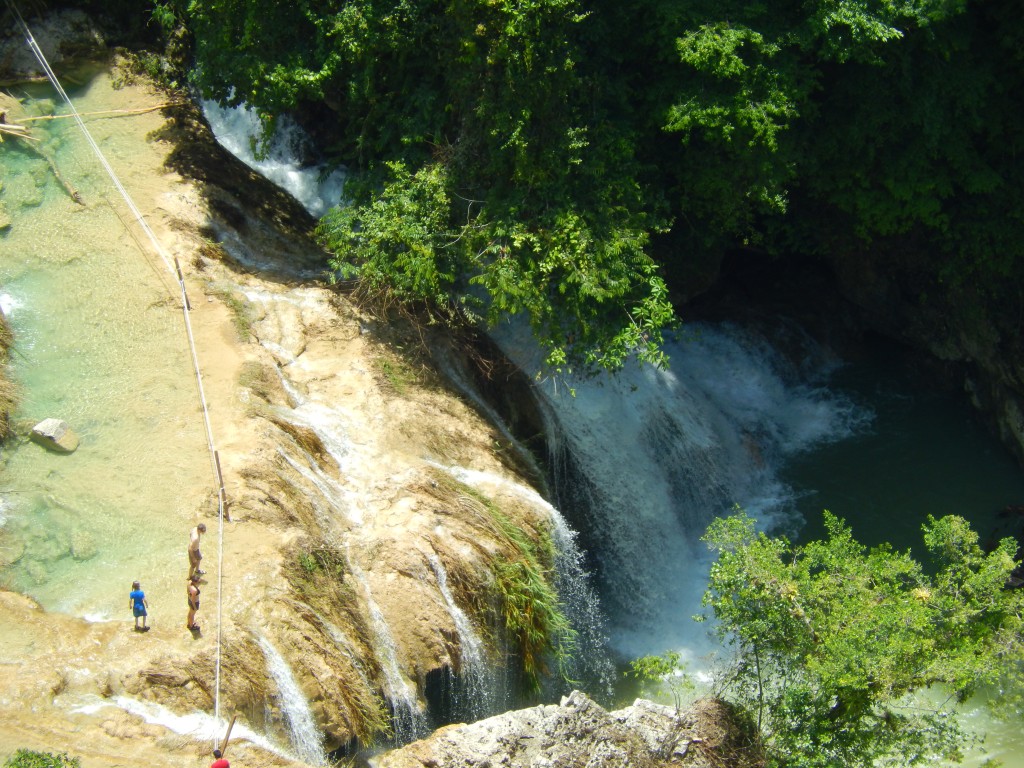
[421,469,576,691]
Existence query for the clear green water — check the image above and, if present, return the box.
[0,71,212,619]
[784,352,1024,558]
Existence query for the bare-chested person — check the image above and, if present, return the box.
[188,523,206,579]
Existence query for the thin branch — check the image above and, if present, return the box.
[19,103,183,121]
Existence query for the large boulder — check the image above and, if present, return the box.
[376,690,760,768]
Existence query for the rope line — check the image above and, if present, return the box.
[5,0,227,746]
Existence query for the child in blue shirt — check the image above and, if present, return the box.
[129,580,149,632]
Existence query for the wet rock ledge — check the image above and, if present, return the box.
[378,690,762,768]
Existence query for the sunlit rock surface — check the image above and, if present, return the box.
[376,690,758,768]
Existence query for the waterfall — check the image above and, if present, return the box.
[348,560,430,744]
[198,96,855,686]
[202,100,345,217]
[427,552,500,721]
[258,636,328,766]
[493,321,868,662]
[435,463,615,697]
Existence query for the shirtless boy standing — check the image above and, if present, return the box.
[188,523,207,579]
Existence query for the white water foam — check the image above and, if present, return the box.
[347,558,429,744]
[492,321,869,663]
[202,100,345,217]
[72,695,290,759]
[258,636,327,765]
[0,292,22,316]
[432,463,615,696]
[427,552,498,721]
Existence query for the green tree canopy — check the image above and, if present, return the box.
[700,510,1024,767]
[146,0,1024,372]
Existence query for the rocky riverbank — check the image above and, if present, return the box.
[378,690,763,768]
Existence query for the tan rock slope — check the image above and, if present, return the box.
[0,60,567,768]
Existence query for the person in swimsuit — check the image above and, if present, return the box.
[187,573,201,631]
[129,580,149,632]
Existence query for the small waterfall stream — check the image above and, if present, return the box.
[427,553,498,721]
[348,559,430,744]
[258,636,328,766]
[202,100,345,218]
[435,463,615,696]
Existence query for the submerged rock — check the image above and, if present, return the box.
[69,529,97,561]
[31,417,79,453]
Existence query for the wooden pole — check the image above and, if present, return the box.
[219,713,237,755]
[19,103,181,121]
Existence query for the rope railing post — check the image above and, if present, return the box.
[5,0,229,746]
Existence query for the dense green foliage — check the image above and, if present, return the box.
[701,510,1024,767]
[3,751,80,768]
[481,491,577,690]
[142,0,1024,371]
[626,650,695,713]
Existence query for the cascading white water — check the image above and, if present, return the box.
[100,696,287,759]
[427,553,499,721]
[202,100,345,218]
[492,321,868,663]
[258,636,328,766]
[347,559,430,744]
[435,463,615,696]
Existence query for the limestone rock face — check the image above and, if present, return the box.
[31,417,79,453]
[376,691,752,768]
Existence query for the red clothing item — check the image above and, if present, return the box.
[210,759,229,768]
